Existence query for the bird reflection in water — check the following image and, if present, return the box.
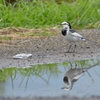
[61,62,99,90]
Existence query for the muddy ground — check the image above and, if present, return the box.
[0,28,100,99]
[0,28,100,68]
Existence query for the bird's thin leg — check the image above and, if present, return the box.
[69,62,73,69]
[73,44,76,52]
[86,70,94,83]
[67,44,72,52]
[75,62,77,68]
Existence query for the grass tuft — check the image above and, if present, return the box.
[0,0,100,29]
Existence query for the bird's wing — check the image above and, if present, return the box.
[69,29,76,33]
[72,73,83,81]
[69,29,82,37]
[70,32,83,38]
[69,69,85,82]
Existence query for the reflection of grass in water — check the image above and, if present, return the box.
[0,63,60,89]
[0,58,100,89]
[67,59,100,68]
[0,68,16,82]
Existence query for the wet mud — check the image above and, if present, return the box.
[0,29,100,68]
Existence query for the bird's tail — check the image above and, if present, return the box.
[87,62,100,70]
[82,62,99,72]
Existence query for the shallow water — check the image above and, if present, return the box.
[0,58,100,97]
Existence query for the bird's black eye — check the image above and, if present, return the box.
[63,76,68,83]
[62,29,66,36]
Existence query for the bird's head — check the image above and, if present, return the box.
[61,22,71,29]
[61,81,72,91]
[61,76,72,91]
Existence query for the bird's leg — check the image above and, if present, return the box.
[75,62,77,68]
[86,70,94,83]
[67,44,72,53]
[73,44,76,52]
[69,62,73,69]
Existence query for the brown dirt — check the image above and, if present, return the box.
[0,28,100,68]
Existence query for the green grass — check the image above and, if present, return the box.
[19,32,54,37]
[0,36,12,40]
[0,0,100,29]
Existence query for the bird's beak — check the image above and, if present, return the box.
[61,87,65,89]
[61,87,71,91]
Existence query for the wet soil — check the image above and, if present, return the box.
[0,28,100,99]
[0,28,100,68]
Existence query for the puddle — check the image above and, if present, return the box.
[0,58,100,97]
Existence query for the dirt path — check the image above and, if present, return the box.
[0,29,100,68]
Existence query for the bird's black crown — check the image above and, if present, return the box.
[67,22,72,29]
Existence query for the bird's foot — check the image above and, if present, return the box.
[64,51,74,53]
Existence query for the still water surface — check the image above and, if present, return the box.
[0,58,100,97]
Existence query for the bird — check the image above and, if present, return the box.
[61,62,99,90]
[60,22,96,53]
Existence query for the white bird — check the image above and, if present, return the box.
[61,62,99,90]
[61,22,96,52]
